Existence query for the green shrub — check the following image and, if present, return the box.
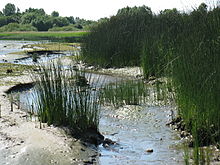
[0,23,37,32]
[48,25,81,31]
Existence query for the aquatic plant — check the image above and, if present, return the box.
[81,6,153,68]
[101,79,149,107]
[81,3,220,162]
[171,5,220,147]
[32,61,101,135]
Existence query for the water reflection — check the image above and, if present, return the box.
[13,79,184,165]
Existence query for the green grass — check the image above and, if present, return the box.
[81,4,220,163]
[0,23,37,32]
[48,25,83,32]
[0,31,89,42]
[101,79,149,107]
[100,78,170,107]
[170,7,220,148]
[81,6,152,68]
[26,42,80,52]
[32,61,101,136]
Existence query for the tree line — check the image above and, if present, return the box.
[0,3,95,31]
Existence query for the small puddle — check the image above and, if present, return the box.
[0,40,75,65]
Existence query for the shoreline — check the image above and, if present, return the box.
[0,75,99,164]
[0,46,219,164]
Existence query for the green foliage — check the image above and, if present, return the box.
[0,23,37,32]
[51,17,69,27]
[184,146,211,165]
[0,16,8,27]
[3,3,16,16]
[31,16,53,31]
[82,6,153,68]
[33,62,101,134]
[170,6,220,146]
[51,11,59,17]
[48,25,82,31]
[66,16,75,24]
[0,31,88,42]
[24,8,46,15]
[142,4,220,148]
[82,4,220,162]
[75,17,95,27]
[21,12,38,24]
[101,80,149,107]
[0,15,21,27]
[0,5,94,32]
[141,8,183,78]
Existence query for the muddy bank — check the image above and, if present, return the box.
[5,82,35,94]
[166,115,220,164]
[0,40,39,63]
[11,73,187,165]
[0,75,100,165]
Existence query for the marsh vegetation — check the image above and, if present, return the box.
[29,61,104,143]
[0,31,87,42]
[0,2,220,164]
[82,4,220,164]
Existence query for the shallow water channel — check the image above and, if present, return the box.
[0,40,74,65]
[15,73,185,165]
[1,40,185,164]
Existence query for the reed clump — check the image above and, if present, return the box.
[82,6,153,68]
[32,61,101,137]
[141,3,220,149]
[142,4,220,162]
[170,5,220,147]
[82,3,220,162]
[101,79,149,107]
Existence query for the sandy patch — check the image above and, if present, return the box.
[0,75,98,165]
[0,54,29,63]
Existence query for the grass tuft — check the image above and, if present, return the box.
[32,61,101,136]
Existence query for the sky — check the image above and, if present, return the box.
[0,0,218,20]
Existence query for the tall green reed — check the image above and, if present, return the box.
[81,3,219,162]
[32,61,101,134]
[171,5,220,146]
[101,79,149,107]
[82,6,153,68]
[101,78,171,107]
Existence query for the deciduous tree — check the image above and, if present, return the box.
[3,3,16,16]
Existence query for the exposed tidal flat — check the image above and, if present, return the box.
[0,41,81,69]
[0,40,219,165]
